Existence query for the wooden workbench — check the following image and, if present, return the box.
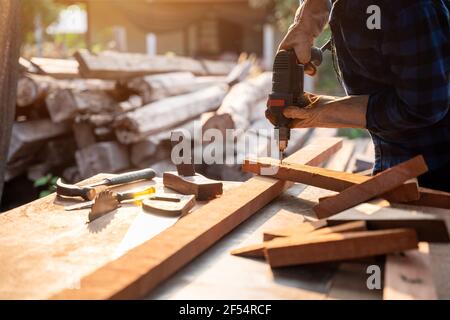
[1,136,449,299]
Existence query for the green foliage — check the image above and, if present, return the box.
[315,27,345,96]
[33,173,58,198]
[21,0,64,42]
[337,128,370,140]
[250,0,298,31]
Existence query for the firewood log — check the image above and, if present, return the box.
[7,119,70,164]
[46,89,117,123]
[115,84,229,144]
[126,72,227,104]
[75,141,130,179]
[201,72,272,134]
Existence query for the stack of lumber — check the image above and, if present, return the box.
[232,145,450,271]
[8,50,269,183]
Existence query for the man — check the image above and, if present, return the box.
[268,0,450,191]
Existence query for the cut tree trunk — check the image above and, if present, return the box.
[201,59,235,76]
[130,114,206,168]
[115,84,229,144]
[126,72,227,104]
[115,95,143,113]
[16,75,49,107]
[46,89,117,123]
[72,120,96,149]
[17,74,118,108]
[202,72,272,134]
[75,141,130,179]
[7,119,70,164]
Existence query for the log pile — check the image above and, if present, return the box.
[7,50,275,184]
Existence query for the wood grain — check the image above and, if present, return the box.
[264,220,367,242]
[326,202,449,242]
[406,187,450,210]
[163,172,223,201]
[265,229,418,268]
[52,137,342,299]
[232,221,367,258]
[313,156,428,218]
[383,243,437,300]
[242,157,420,203]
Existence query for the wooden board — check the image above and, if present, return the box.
[163,171,223,201]
[263,220,367,242]
[142,194,196,217]
[326,202,449,242]
[242,157,419,203]
[30,57,80,79]
[75,50,206,79]
[265,229,418,268]
[51,137,343,299]
[406,187,450,210]
[0,175,241,299]
[231,221,367,258]
[383,243,437,300]
[313,156,428,218]
[75,50,235,79]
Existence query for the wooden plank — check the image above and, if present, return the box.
[383,243,437,300]
[263,220,326,241]
[75,50,206,79]
[346,138,371,173]
[406,187,450,210]
[264,220,367,242]
[75,50,233,79]
[326,139,356,171]
[326,202,449,242]
[30,57,80,79]
[52,137,343,299]
[163,172,223,201]
[232,221,367,258]
[265,229,418,268]
[0,173,241,299]
[242,157,420,203]
[313,156,428,218]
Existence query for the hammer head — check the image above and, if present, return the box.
[56,178,96,201]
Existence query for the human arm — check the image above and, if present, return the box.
[278,0,331,72]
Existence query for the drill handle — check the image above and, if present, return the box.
[304,39,332,75]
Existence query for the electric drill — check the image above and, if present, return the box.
[267,40,331,161]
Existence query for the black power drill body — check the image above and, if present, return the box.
[268,41,331,159]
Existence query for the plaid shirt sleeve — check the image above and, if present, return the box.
[366,1,450,135]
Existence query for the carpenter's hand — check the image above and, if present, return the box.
[278,0,331,74]
[265,92,333,127]
[283,92,335,128]
[283,93,369,129]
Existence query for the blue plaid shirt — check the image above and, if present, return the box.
[329,0,450,174]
